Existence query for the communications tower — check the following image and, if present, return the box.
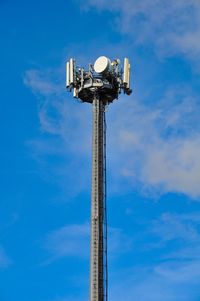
[66,56,132,301]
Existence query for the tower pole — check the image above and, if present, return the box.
[66,55,132,301]
[90,94,107,301]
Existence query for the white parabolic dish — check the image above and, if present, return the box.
[94,56,111,73]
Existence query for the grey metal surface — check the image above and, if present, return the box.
[90,95,107,301]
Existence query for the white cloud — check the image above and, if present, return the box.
[40,211,200,301]
[42,212,200,301]
[23,69,62,96]
[43,223,90,263]
[108,86,200,198]
[155,260,200,283]
[108,211,200,301]
[24,66,200,199]
[79,0,200,63]
[140,135,200,197]
[110,262,200,301]
[24,67,91,149]
[148,212,200,263]
[42,223,131,264]
[23,66,94,198]
[0,246,12,268]
[151,212,199,243]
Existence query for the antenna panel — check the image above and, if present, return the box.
[69,58,75,85]
[123,58,130,88]
[66,61,70,88]
[128,63,131,89]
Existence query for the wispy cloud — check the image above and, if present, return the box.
[108,86,200,198]
[0,246,12,268]
[148,212,200,263]
[151,212,199,243]
[108,211,200,301]
[79,0,200,64]
[24,69,62,96]
[42,223,90,264]
[24,66,200,199]
[23,66,93,198]
[42,223,131,264]
[40,211,200,300]
[23,65,92,154]
[110,262,200,301]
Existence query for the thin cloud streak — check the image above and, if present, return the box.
[24,67,200,199]
[0,246,12,268]
[109,212,200,301]
[108,86,200,198]
[79,0,200,64]
[42,223,132,264]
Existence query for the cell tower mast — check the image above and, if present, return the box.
[66,56,132,301]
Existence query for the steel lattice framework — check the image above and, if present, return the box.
[66,56,132,301]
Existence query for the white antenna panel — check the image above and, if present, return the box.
[94,56,111,74]
[128,63,130,89]
[123,58,130,88]
[69,58,75,85]
[66,61,70,88]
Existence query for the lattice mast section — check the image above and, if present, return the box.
[66,56,132,301]
[90,95,106,301]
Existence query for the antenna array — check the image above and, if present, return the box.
[66,56,132,104]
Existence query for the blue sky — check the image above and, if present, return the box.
[1,0,200,300]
